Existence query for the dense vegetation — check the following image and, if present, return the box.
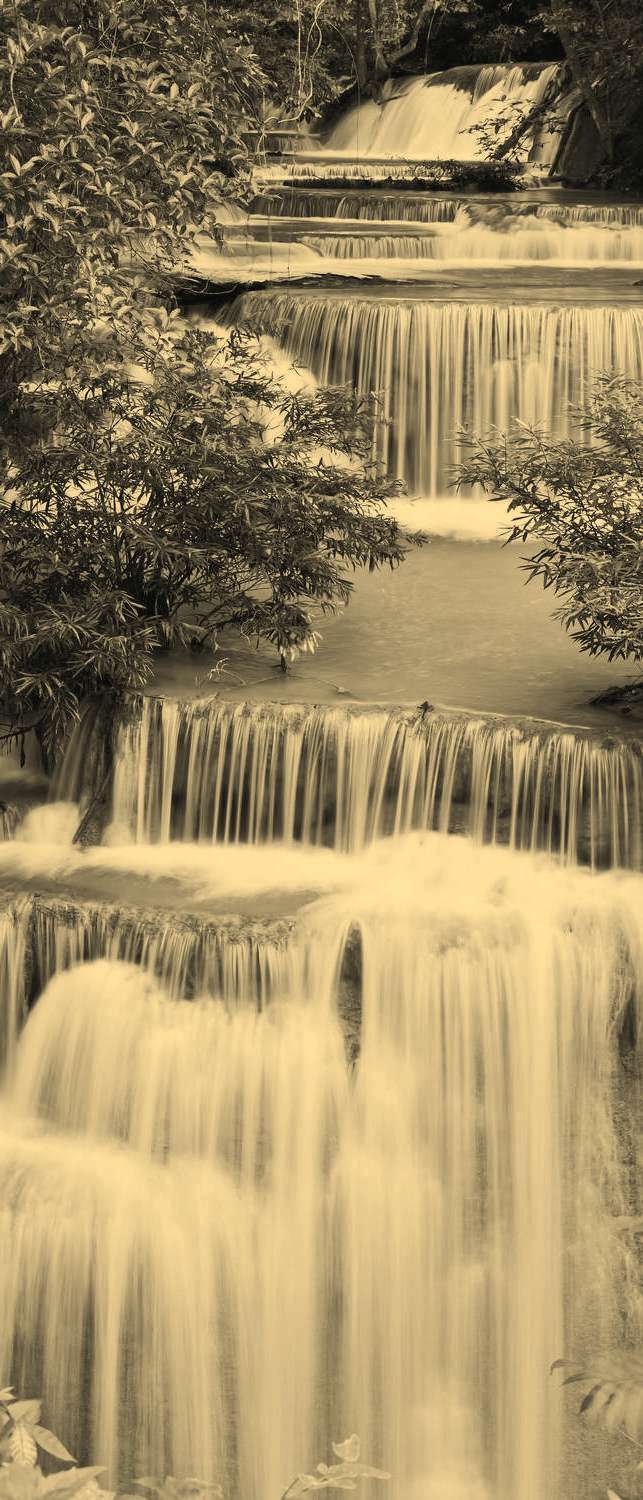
[221,0,557,114]
[1,0,641,767]
[222,0,643,188]
[0,0,416,766]
[458,381,643,707]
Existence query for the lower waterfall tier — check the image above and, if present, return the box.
[0,833,641,1500]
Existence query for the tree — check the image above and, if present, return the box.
[456,380,643,704]
[0,1,417,766]
[222,0,557,120]
[544,0,643,163]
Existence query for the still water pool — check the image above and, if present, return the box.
[153,536,639,731]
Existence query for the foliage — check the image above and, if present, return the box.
[3,307,411,765]
[551,1353,643,1500]
[467,70,568,163]
[542,0,643,162]
[0,1387,103,1500]
[0,1395,388,1500]
[0,0,417,767]
[456,379,643,698]
[0,1391,75,1467]
[219,0,557,121]
[281,1435,390,1495]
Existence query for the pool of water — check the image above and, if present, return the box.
[151,537,639,731]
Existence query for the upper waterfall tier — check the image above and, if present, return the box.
[59,698,643,868]
[231,291,643,496]
[316,63,565,167]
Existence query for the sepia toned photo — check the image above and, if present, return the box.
[0,3,641,1500]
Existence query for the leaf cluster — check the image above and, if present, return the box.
[456,379,643,679]
[2,315,416,759]
[1,1,418,765]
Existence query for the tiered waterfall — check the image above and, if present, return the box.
[1,60,642,1500]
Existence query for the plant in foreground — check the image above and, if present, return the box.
[0,1390,388,1500]
[552,1351,643,1499]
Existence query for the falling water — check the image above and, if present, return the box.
[0,836,640,1498]
[14,889,293,1003]
[230,292,643,495]
[253,197,643,228]
[301,222,643,263]
[1,44,642,1500]
[93,698,643,868]
[251,191,465,221]
[0,898,30,1066]
[535,202,643,227]
[322,64,564,165]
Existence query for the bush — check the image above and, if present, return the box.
[457,378,643,704]
[0,2,417,767]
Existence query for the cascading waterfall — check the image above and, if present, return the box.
[252,195,643,227]
[0,837,640,1499]
[322,64,564,165]
[301,222,643,262]
[0,898,30,1065]
[6,889,293,1007]
[250,191,465,221]
[326,852,641,1500]
[230,291,643,495]
[535,203,643,226]
[0,975,348,1499]
[98,698,643,868]
[2,41,642,1500]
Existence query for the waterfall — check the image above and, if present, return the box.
[231,292,643,496]
[97,699,643,868]
[301,222,643,262]
[321,63,564,165]
[251,191,465,221]
[2,39,642,1500]
[0,898,30,1066]
[26,890,293,997]
[250,194,643,232]
[0,837,640,1497]
[535,203,643,227]
[325,850,641,1500]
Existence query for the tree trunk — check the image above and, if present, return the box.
[354,0,369,92]
[549,1,614,159]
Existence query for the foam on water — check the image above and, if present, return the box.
[0,832,640,1495]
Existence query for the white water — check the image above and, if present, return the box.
[302,221,643,264]
[232,292,643,496]
[252,194,643,228]
[0,834,640,1496]
[252,192,466,221]
[323,64,564,166]
[2,59,643,1500]
[72,698,643,867]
